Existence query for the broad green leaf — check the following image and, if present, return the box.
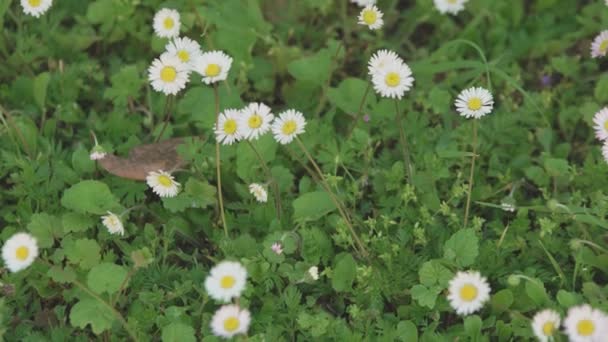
[332,253,356,292]
[61,180,120,215]
[410,284,441,309]
[525,279,549,306]
[62,212,95,233]
[27,213,62,248]
[327,78,371,114]
[70,298,115,335]
[491,289,514,314]
[87,263,128,295]
[47,265,76,284]
[64,238,101,270]
[293,191,337,221]
[396,320,418,342]
[33,72,50,110]
[443,229,479,267]
[287,48,332,86]
[161,322,196,342]
[72,146,96,174]
[419,260,453,288]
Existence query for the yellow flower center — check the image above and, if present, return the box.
[282,121,297,135]
[362,10,377,25]
[248,114,262,128]
[160,66,177,82]
[223,317,240,332]
[447,0,457,3]
[16,246,29,261]
[600,40,608,53]
[223,119,237,134]
[108,216,118,226]
[467,98,482,111]
[577,319,595,336]
[604,120,608,131]
[220,275,236,289]
[542,322,555,336]
[177,50,190,62]
[163,18,174,29]
[205,64,221,77]
[385,72,401,87]
[157,175,173,187]
[459,284,478,302]
[28,0,42,7]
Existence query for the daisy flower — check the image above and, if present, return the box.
[238,103,274,140]
[447,270,491,315]
[591,31,608,58]
[531,309,561,342]
[153,8,180,38]
[358,5,384,30]
[271,109,307,144]
[21,0,52,17]
[101,212,124,236]
[271,242,283,255]
[308,266,319,280]
[455,87,494,119]
[563,304,608,342]
[215,109,242,145]
[146,170,180,198]
[165,37,202,65]
[371,61,415,99]
[2,232,38,273]
[148,52,190,95]
[89,144,107,161]
[192,51,233,84]
[433,0,469,15]
[249,183,268,203]
[204,261,248,302]
[592,107,608,141]
[210,305,251,339]
[350,0,376,7]
[368,49,404,75]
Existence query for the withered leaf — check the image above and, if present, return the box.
[98,138,190,180]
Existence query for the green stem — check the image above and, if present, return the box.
[394,100,413,182]
[213,86,228,236]
[155,95,174,142]
[246,140,282,221]
[346,82,371,138]
[463,120,478,228]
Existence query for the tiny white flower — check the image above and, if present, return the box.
[531,309,561,342]
[148,52,190,95]
[101,212,124,236]
[153,8,180,38]
[591,30,608,59]
[204,261,248,302]
[271,109,307,144]
[2,232,38,273]
[249,183,268,203]
[20,0,52,18]
[433,0,469,15]
[455,87,494,119]
[371,61,415,99]
[447,270,491,315]
[146,170,180,198]
[358,5,384,30]
[238,103,274,140]
[350,0,376,7]
[368,49,404,75]
[593,107,608,141]
[89,145,107,161]
[271,242,283,255]
[308,266,319,280]
[215,109,242,145]
[165,37,202,66]
[210,305,251,339]
[563,304,608,342]
[192,51,233,85]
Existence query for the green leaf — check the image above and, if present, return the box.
[595,75,608,102]
[464,315,482,338]
[327,78,371,114]
[410,284,441,309]
[27,213,62,248]
[525,279,549,306]
[557,290,579,308]
[418,260,453,288]
[162,178,216,213]
[64,239,101,270]
[332,253,356,292]
[491,289,514,314]
[87,263,128,295]
[287,48,332,86]
[47,265,76,284]
[131,248,154,269]
[33,72,51,110]
[61,180,120,215]
[293,191,337,221]
[72,146,96,174]
[443,229,479,267]
[236,135,277,181]
[62,212,95,233]
[161,322,196,342]
[70,298,115,335]
[396,320,418,342]
[103,65,143,107]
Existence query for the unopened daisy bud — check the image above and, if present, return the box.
[358,5,383,30]
[146,170,180,198]
[447,270,491,315]
[21,0,52,18]
[89,144,107,161]
[563,304,608,341]
[531,309,561,342]
[455,87,494,119]
[192,51,233,85]
[433,0,468,15]
[210,304,251,339]
[101,212,124,236]
[591,30,608,59]
[1,232,38,273]
[507,274,521,287]
[271,109,307,144]
[249,183,268,203]
[271,242,283,255]
[153,8,180,38]
[215,109,242,145]
[308,266,319,280]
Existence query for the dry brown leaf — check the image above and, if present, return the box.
[98,138,189,180]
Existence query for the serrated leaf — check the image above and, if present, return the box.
[161,322,196,342]
[443,229,479,267]
[419,260,453,287]
[87,263,128,295]
[27,213,62,248]
[293,191,337,221]
[64,239,101,270]
[61,180,120,215]
[70,298,115,335]
[47,265,76,284]
[62,212,95,233]
[410,284,441,309]
[332,253,356,292]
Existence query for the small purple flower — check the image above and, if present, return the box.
[540,74,552,88]
[363,114,370,122]
[271,242,283,255]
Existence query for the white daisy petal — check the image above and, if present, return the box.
[2,232,39,273]
[593,108,608,141]
[368,49,404,75]
[153,8,180,38]
[371,60,414,99]
[146,170,181,198]
[531,309,561,342]
[447,270,491,315]
[350,0,376,7]
[148,52,190,95]
[563,304,608,342]
[248,183,268,203]
[591,31,608,59]
[204,261,248,302]
[238,103,274,140]
[101,212,124,236]
[433,0,469,15]
[193,51,233,85]
[271,109,307,144]
[215,109,242,145]
[358,5,384,30]
[210,305,251,339]
[455,86,494,119]
[165,37,202,66]
[20,0,52,17]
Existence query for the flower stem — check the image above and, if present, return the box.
[463,120,478,228]
[246,140,282,222]
[394,100,413,182]
[294,137,367,257]
[346,82,371,138]
[213,86,228,236]
[155,95,174,142]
